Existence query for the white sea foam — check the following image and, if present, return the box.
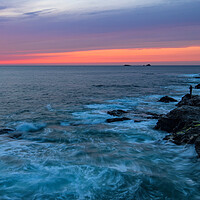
[179,74,200,78]
[46,104,54,111]
[15,122,46,132]
[85,103,125,110]
[60,122,70,126]
[72,111,108,125]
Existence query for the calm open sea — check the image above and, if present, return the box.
[0,65,200,200]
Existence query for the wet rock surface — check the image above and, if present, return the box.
[155,106,200,133]
[158,96,177,103]
[176,94,200,107]
[155,94,200,157]
[107,109,128,116]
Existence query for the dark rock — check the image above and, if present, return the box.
[124,64,131,66]
[145,112,162,119]
[0,128,15,135]
[164,126,200,145]
[146,64,151,66]
[176,94,200,107]
[9,132,23,139]
[158,96,177,103]
[195,84,200,89]
[107,109,128,117]
[134,119,144,122]
[155,106,200,133]
[163,134,174,141]
[194,77,200,79]
[106,117,131,123]
[156,93,200,157]
[134,111,162,120]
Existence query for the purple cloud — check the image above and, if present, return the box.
[0,1,199,56]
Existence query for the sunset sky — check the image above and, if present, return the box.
[0,0,200,65]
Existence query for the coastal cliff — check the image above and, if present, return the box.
[155,94,200,157]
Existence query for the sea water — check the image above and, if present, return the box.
[0,65,200,200]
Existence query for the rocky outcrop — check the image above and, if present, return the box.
[176,94,200,107]
[107,109,128,117]
[106,117,131,123]
[155,94,200,157]
[155,106,200,133]
[158,96,177,103]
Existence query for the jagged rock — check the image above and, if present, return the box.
[107,110,128,117]
[106,117,131,123]
[156,93,200,157]
[163,125,200,145]
[0,128,15,135]
[158,96,177,103]
[155,106,200,133]
[176,94,200,107]
[195,84,200,89]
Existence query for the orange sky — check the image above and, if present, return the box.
[0,46,200,65]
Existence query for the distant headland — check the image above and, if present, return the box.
[123,64,151,67]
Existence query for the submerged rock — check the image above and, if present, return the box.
[176,94,200,107]
[134,119,145,122]
[107,109,128,117]
[9,132,23,139]
[195,84,200,89]
[106,117,131,123]
[0,128,15,135]
[145,112,162,119]
[158,96,177,103]
[133,111,162,120]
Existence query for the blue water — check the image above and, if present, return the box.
[0,65,200,200]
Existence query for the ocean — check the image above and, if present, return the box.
[0,65,200,200]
